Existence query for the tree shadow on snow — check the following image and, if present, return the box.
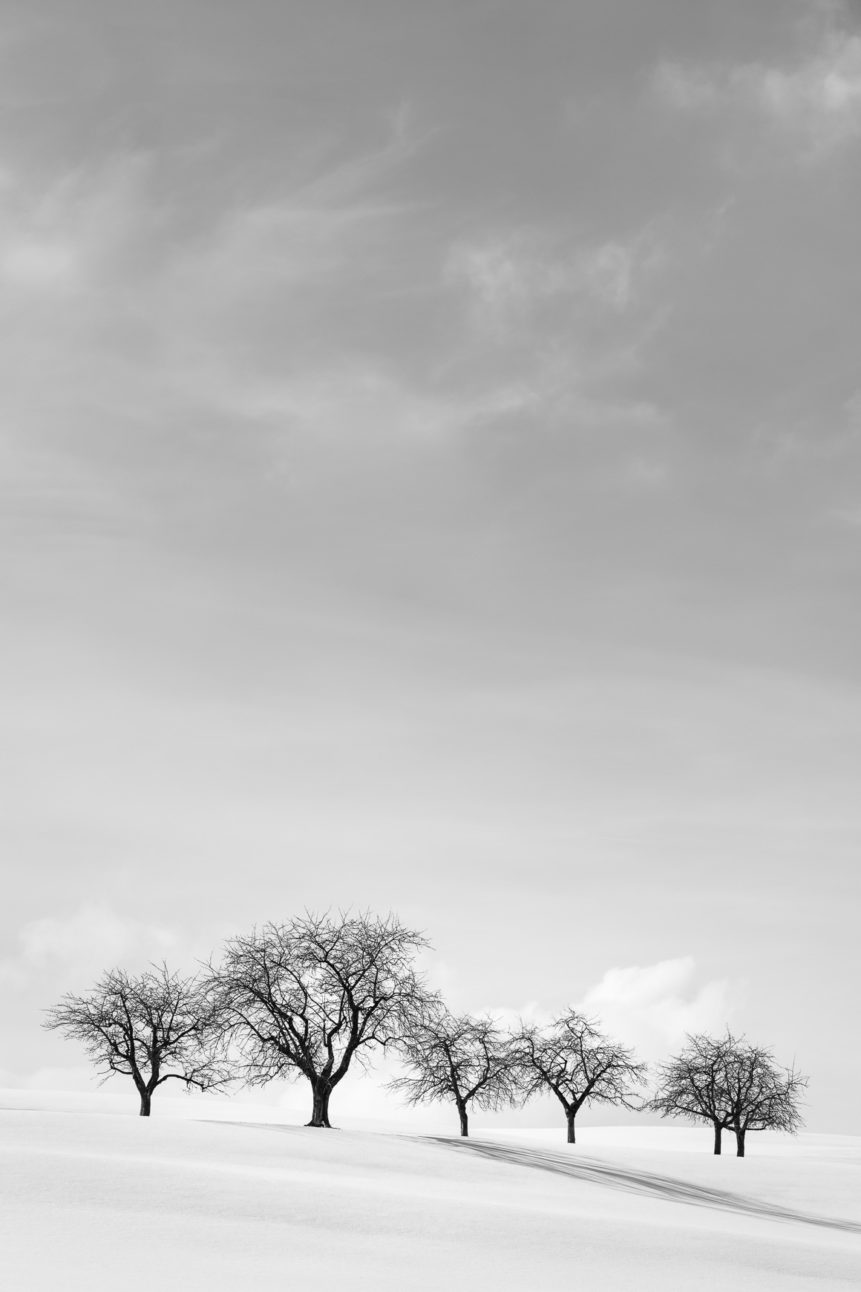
[422,1137,861,1235]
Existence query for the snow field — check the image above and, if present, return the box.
[1,1101,859,1291]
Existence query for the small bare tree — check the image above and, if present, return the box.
[649,1032,736,1154]
[389,1006,519,1137]
[44,964,230,1116]
[649,1031,808,1156]
[208,910,428,1127]
[719,1036,807,1157]
[513,1011,646,1144]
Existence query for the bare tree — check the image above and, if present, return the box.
[513,1011,646,1144]
[208,910,428,1127]
[649,1032,736,1154]
[389,1006,519,1137]
[44,964,230,1116]
[719,1036,807,1157]
[649,1031,808,1156]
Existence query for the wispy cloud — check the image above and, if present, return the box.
[439,225,670,449]
[0,153,155,297]
[0,125,428,524]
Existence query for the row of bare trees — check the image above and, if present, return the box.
[44,910,806,1156]
[392,1008,646,1143]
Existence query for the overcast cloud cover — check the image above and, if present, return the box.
[1,0,859,1129]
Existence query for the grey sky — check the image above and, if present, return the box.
[1,1,859,1129]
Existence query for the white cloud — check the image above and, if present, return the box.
[653,31,861,157]
[24,1065,100,1092]
[0,118,417,306]
[751,34,861,145]
[0,903,177,985]
[830,505,861,528]
[475,1000,554,1033]
[164,122,419,328]
[445,228,663,337]
[180,196,397,301]
[447,237,533,306]
[0,153,153,298]
[579,956,734,1061]
[845,389,861,424]
[0,237,78,289]
[653,61,719,112]
[426,958,732,1072]
[582,242,634,309]
[0,129,417,458]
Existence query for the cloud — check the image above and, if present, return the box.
[579,957,734,1061]
[0,903,178,986]
[0,236,78,290]
[23,1065,101,1092]
[652,61,720,111]
[445,227,664,337]
[475,1000,554,1034]
[829,505,861,528]
[0,153,154,299]
[0,121,416,424]
[426,958,733,1070]
[174,191,401,304]
[580,241,640,311]
[439,228,670,444]
[653,30,861,157]
[0,130,432,537]
[750,33,861,150]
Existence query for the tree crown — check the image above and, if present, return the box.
[209,909,429,1088]
[390,1005,519,1111]
[649,1030,807,1135]
[514,1010,647,1113]
[44,963,229,1096]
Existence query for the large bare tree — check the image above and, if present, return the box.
[44,964,230,1116]
[513,1011,646,1143]
[208,910,428,1127]
[389,1006,519,1137]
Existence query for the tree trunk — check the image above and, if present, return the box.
[139,1088,152,1117]
[566,1109,577,1145]
[713,1123,722,1155]
[457,1101,469,1138]
[307,1082,333,1128]
[736,1128,746,1158]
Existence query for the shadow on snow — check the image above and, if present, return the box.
[420,1137,861,1235]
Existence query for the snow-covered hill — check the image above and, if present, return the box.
[1,1094,858,1291]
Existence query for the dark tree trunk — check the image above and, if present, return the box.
[736,1128,746,1158]
[566,1109,577,1145]
[457,1102,469,1137]
[139,1088,152,1117]
[713,1123,722,1155]
[307,1082,333,1128]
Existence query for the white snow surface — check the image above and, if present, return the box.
[1,1091,859,1291]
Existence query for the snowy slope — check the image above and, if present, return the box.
[1,1097,859,1292]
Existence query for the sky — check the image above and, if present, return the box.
[1,0,860,1132]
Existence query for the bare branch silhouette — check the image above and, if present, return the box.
[44,964,231,1116]
[649,1031,807,1155]
[390,1003,519,1137]
[207,909,429,1127]
[512,1011,647,1143]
